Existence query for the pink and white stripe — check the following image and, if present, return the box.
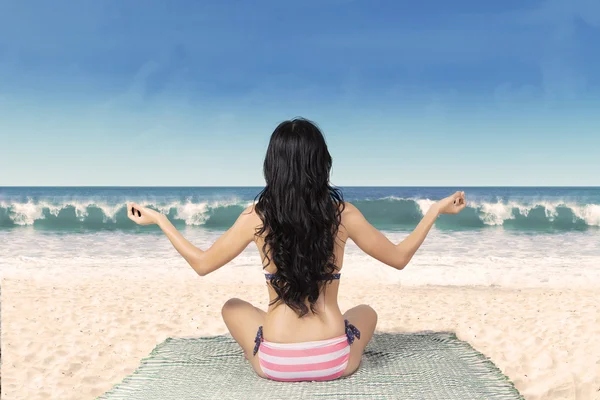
[257,335,351,382]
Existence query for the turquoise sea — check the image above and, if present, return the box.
[1,187,599,287]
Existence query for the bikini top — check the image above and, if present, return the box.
[264,273,341,280]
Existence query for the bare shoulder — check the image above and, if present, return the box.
[340,202,361,221]
[237,204,263,235]
[240,204,262,224]
[339,202,360,235]
[341,201,358,214]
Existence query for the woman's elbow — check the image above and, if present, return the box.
[392,256,410,270]
[189,256,208,276]
[392,261,407,270]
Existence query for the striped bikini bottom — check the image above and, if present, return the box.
[252,319,361,382]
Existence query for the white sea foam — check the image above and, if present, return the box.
[477,201,515,225]
[6,200,46,225]
[415,199,436,215]
[0,198,252,226]
[571,204,600,226]
[2,228,599,288]
[0,199,123,224]
[1,197,600,228]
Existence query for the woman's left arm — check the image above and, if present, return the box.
[128,203,257,276]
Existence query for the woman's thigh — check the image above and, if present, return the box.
[221,297,267,378]
[341,304,378,377]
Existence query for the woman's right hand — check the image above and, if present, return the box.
[435,191,467,215]
[127,202,164,226]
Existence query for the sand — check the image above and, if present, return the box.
[1,274,599,400]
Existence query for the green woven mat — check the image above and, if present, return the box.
[99,332,524,400]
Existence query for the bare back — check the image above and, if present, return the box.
[252,205,351,343]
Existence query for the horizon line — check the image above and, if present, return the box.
[2,185,599,189]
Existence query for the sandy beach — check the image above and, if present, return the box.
[1,273,599,400]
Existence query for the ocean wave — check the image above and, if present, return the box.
[1,197,599,231]
[0,199,251,230]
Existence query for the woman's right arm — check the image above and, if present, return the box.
[343,191,466,270]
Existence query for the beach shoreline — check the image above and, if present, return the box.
[1,274,598,400]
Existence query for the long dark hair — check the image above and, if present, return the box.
[254,118,345,317]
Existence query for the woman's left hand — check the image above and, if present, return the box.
[127,202,163,226]
[435,191,467,215]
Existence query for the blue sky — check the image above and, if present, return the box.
[1,0,598,186]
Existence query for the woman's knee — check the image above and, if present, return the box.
[357,304,377,314]
[221,297,244,316]
[364,304,378,322]
[349,304,378,319]
[361,305,378,329]
[345,304,378,332]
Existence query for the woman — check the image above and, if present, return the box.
[127,118,466,382]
